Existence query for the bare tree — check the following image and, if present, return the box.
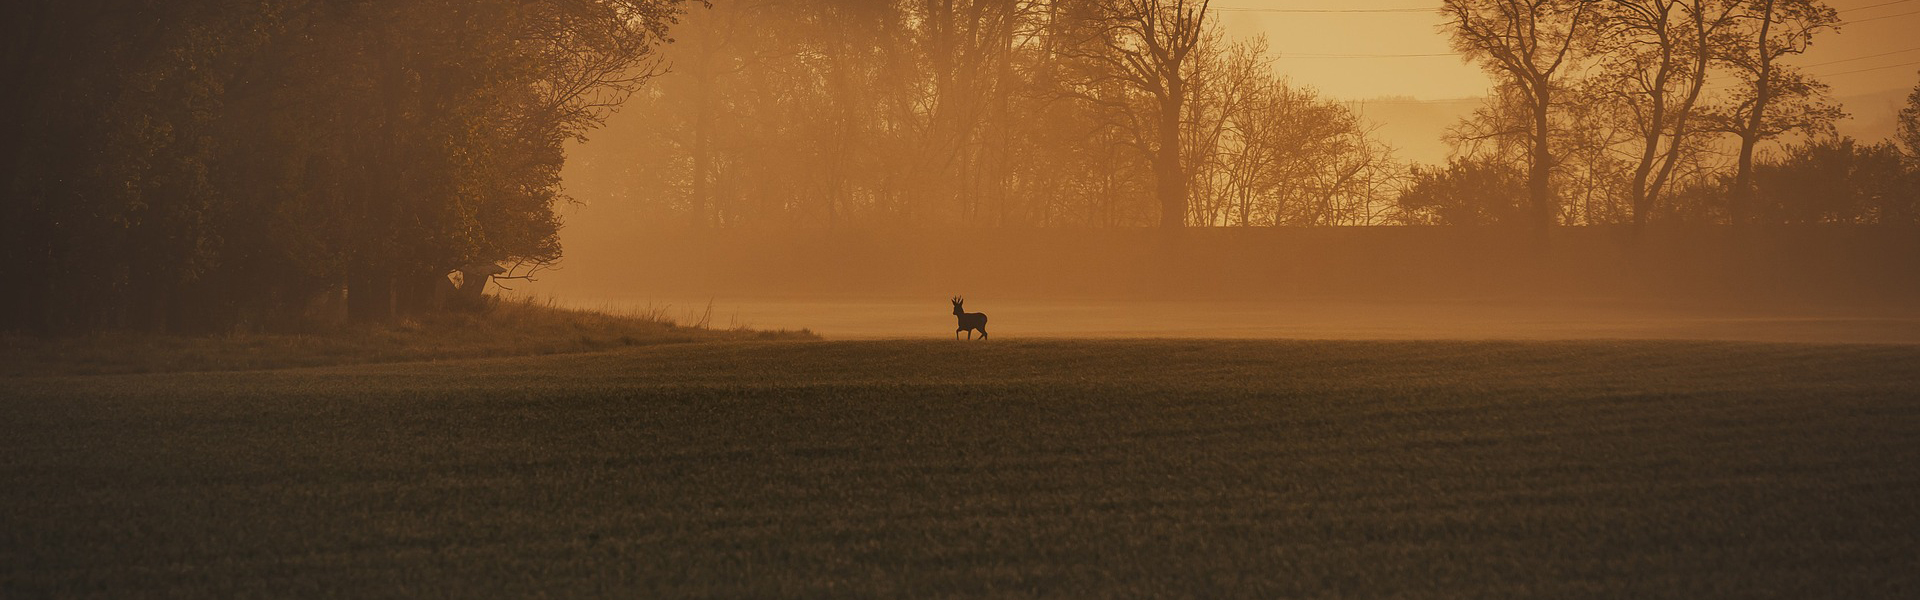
[1061,0,1211,228]
[1443,0,1599,228]
[913,0,1026,225]
[1560,78,1638,224]
[1209,67,1399,227]
[1594,0,1741,228]
[599,0,1394,230]
[1185,32,1260,226]
[1713,0,1841,225]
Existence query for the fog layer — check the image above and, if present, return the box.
[541,226,1920,341]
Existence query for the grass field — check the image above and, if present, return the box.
[0,299,813,377]
[4,339,1919,597]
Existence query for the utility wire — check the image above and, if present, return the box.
[1275,52,1455,58]
[1817,59,1920,77]
[1277,46,1920,64]
[1272,46,1920,63]
[1802,46,1920,67]
[1212,0,1906,15]
[1842,0,1917,13]
[1847,8,1920,23]
[1341,97,1485,105]
[1209,6,1430,13]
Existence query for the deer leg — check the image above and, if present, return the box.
[980,328,987,340]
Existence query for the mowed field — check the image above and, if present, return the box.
[4,339,1919,597]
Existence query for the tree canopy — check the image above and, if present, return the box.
[1,0,689,333]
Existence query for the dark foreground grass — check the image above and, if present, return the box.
[3,339,1918,597]
[0,299,814,377]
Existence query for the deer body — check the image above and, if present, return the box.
[951,297,988,340]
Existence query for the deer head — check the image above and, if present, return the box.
[951,296,964,315]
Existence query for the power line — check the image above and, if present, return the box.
[1209,6,1430,13]
[1842,0,1917,13]
[1275,52,1456,59]
[1817,59,1920,77]
[1340,96,1485,105]
[1211,0,1909,16]
[1847,8,1920,23]
[1267,45,1917,65]
[1802,45,1920,68]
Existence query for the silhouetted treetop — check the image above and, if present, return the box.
[1,0,691,333]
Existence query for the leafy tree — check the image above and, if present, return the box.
[582,0,1397,230]
[1898,71,1920,165]
[0,0,689,332]
[1591,0,1742,227]
[1753,137,1910,224]
[1443,0,1601,228]
[1061,0,1213,228]
[1396,159,1530,226]
[1710,0,1842,225]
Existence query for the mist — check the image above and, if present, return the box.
[542,0,1920,343]
[541,221,1920,342]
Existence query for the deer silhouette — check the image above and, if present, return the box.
[951,296,988,340]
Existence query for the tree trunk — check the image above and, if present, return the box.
[692,77,713,226]
[1158,88,1187,228]
[1630,141,1658,228]
[350,18,408,324]
[1530,86,1555,228]
[1644,2,1716,228]
[1630,53,1672,229]
[1731,0,1775,227]
[689,34,715,227]
[1731,132,1760,225]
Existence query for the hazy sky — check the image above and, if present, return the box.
[1209,1,1919,162]
[1218,0,1919,100]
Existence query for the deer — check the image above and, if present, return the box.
[951,296,988,340]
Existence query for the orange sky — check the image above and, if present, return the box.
[1218,0,1918,154]
[1220,0,1917,98]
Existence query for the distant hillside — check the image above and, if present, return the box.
[1344,96,1483,167]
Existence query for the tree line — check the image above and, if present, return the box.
[1427,0,1918,227]
[602,0,1918,230]
[599,0,1401,228]
[2,0,688,333]
[6,0,1918,334]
